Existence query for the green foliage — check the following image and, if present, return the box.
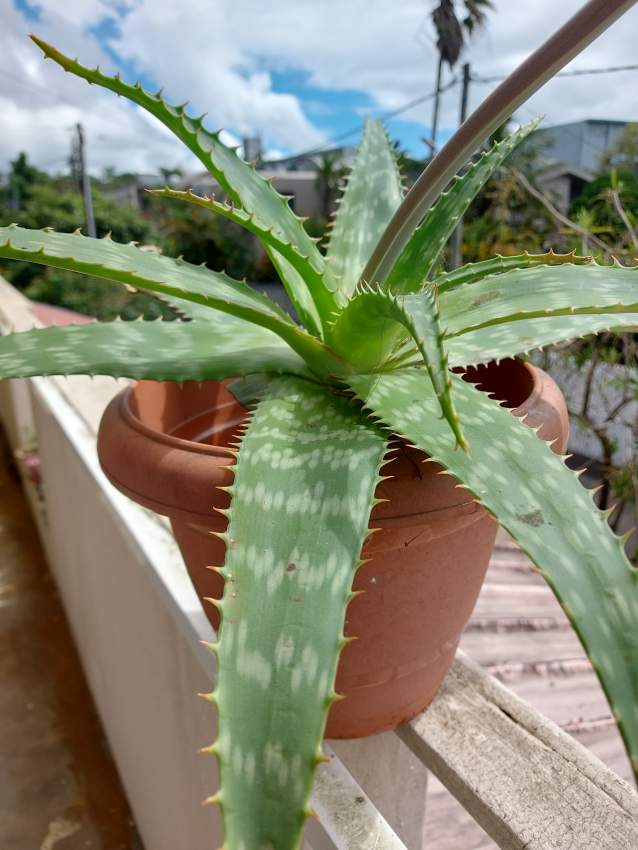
[1,34,638,850]
[205,376,386,850]
[0,225,343,377]
[351,368,638,774]
[599,123,638,174]
[569,171,638,243]
[326,121,403,298]
[439,261,638,338]
[0,171,170,320]
[459,131,555,263]
[150,187,330,300]
[2,151,49,207]
[22,269,177,322]
[385,119,540,293]
[0,313,308,381]
[314,151,348,219]
[30,35,339,336]
[327,285,464,447]
[148,191,258,282]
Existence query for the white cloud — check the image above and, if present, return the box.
[2,0,638,177]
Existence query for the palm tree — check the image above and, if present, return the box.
[314,152,347,219]
[429,0,493,152]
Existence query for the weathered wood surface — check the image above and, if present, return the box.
[419,533,637,849]
[306,743,408,850]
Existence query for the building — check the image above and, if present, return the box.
[182,169,323,217]
[519,119,631,212]
[530,119,628,175]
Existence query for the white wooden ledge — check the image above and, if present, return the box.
[1,278,637,850]
[399,652,638,849]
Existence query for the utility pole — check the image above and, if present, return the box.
[72,123,96,238]
[429,55,444,156]
[449,62,471,269]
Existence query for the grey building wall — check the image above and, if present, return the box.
[530,120,628,174]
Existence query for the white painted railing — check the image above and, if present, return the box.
[1,279,637,850]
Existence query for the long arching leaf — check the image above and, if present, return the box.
[0,225,344,378]
[30,36,338,334]
[326,119,403,298]
[447,312,638,367]
[202,376,387,850]
[384,119,539,294]
[434,250,595,294]
[351,368,638,782]
[0,316,309,381]
[151,187,330,314]
[440,262,638,337]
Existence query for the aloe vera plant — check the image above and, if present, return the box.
[2,2,638,847]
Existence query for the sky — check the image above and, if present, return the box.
[2,0,638,177]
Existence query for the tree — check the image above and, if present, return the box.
[599,123,638,174]
[569,170,638,258]
[314,152,347,219]
[0,180,173,320]
[460,121,554,262]
[429,0,493,150]
[147,193,258,282]
[159,166,183,185]
[3,152,49,209]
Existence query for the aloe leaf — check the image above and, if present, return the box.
[352,368,638,782]
[447,312,638,368]
[326,119,403,298]
[30,36,338,334]
[151,187,331,327]
[385,119,540,294]
[204,376,387,850]
[434,250,595,294]
[0,315,309,381]
[440,262,638,337]
[0,225,345,378]
[328,287,465,447]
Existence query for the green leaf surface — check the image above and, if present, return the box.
[0,316,309,381]
[440,262,638,337]
[326,120,403,298]
[352,368,638,781]
[0,225,344,378]
[328,287,465,446]
[150,187,335,335]
[385,119,540,294]
[434,251,595,294]
[206,376,387,850]
[447,312,638,367]
[30,36,337,334]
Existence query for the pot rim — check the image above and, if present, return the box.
[118,359,542,453]
[119,387,239,458]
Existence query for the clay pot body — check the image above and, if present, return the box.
[97,360,568,738]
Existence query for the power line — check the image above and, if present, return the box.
[473,63,638,84]
[274,62,638,164]
[0,68,81,108]
[281,76,459,162]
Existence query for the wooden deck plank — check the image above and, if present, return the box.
[423,532,636,849]
[409,653,638,850]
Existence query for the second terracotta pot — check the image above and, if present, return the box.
[97,359,568,738]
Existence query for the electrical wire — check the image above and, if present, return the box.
[472,63,638,84]
[273,63,638,164]
[281,76,459,161]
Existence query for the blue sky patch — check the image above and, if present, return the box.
[13,0,41,22]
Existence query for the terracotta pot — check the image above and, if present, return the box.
[97,359,568,738]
